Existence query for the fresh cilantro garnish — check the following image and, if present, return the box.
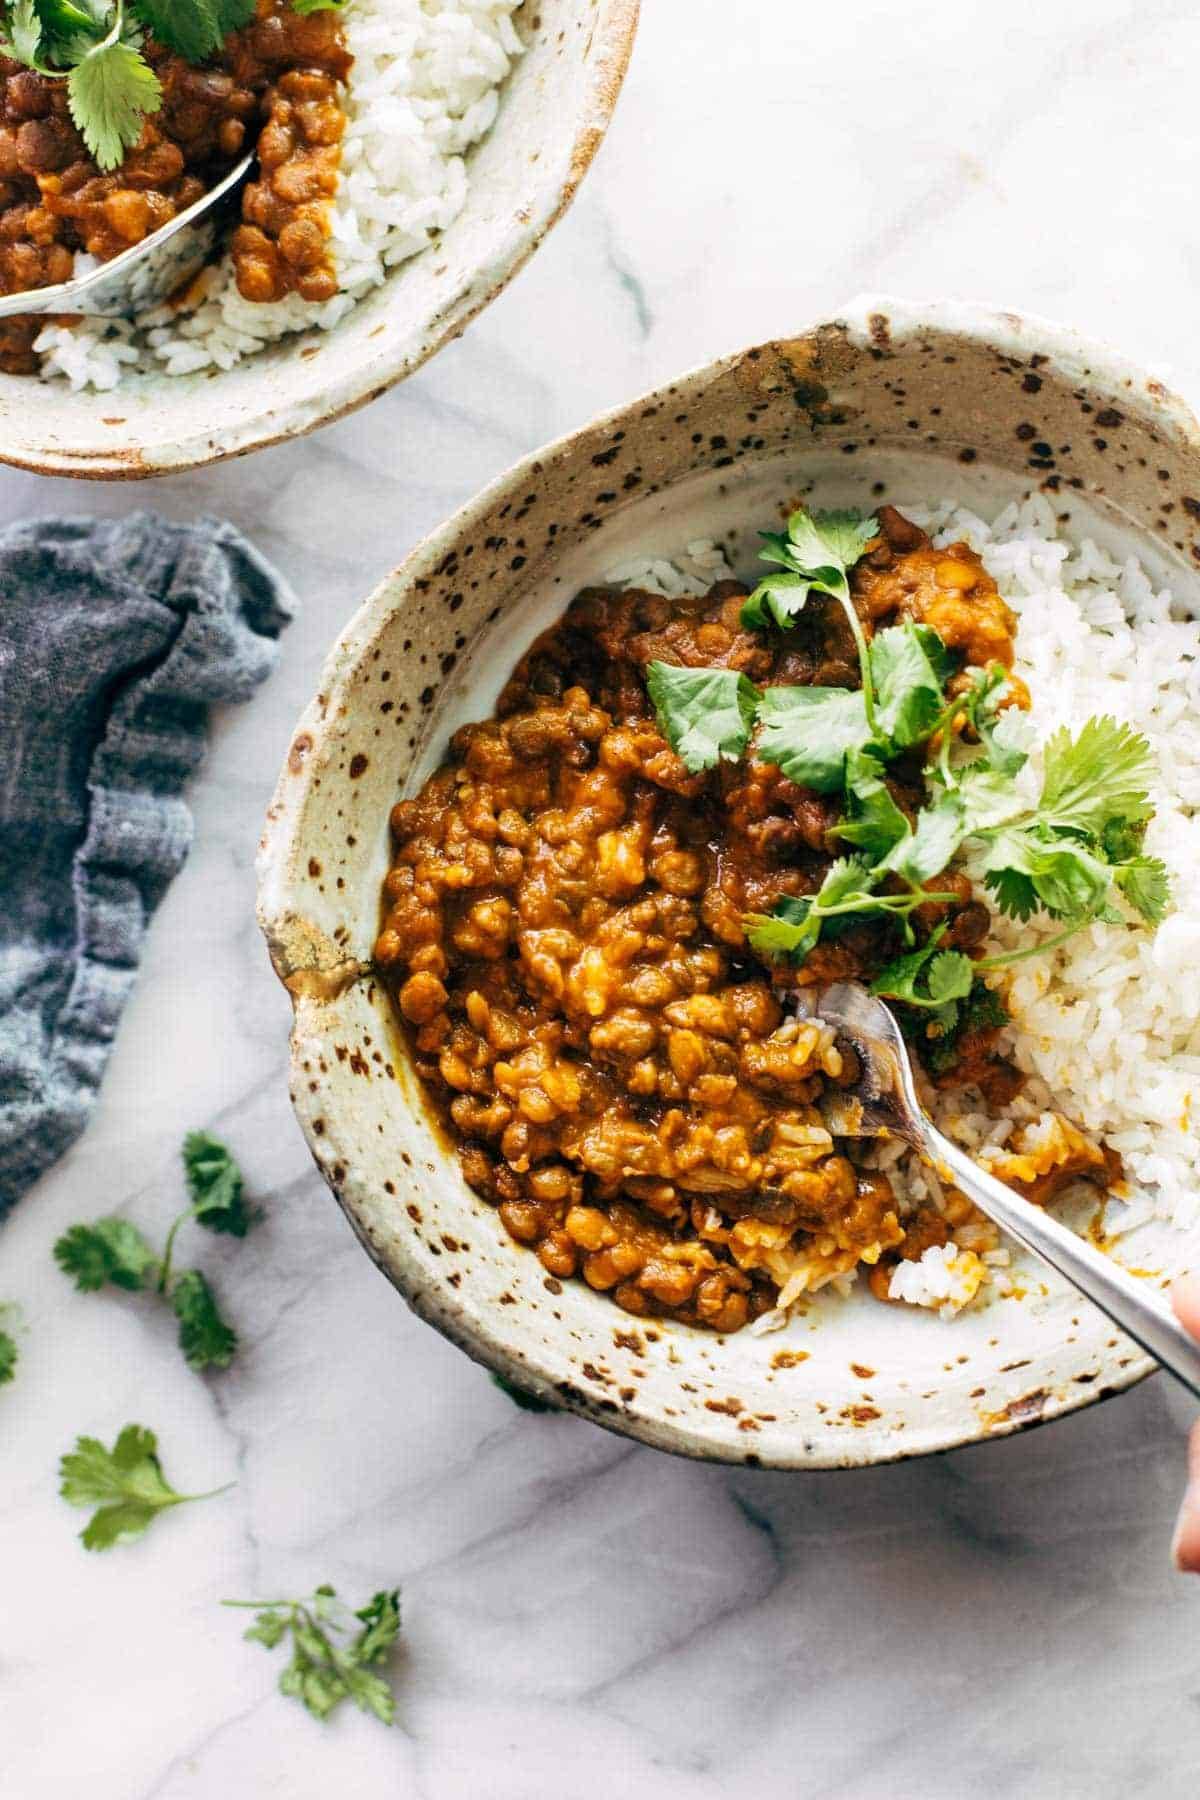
[53,1132,253,1371]
[1112,854,1171,923]
[132,0,221,62]
[756,684,872,792]
[741,507,881,728]
[491,1371,555,1412]
[646,661,759,773]
[744,856,959,962]
[751,712,1170,971]
[1036,715,1155,836]
[183,1129,255,1236]
[870,624,954,749]
[743,508,878,628]
[757,620,964,794]
[832,748,911,860]
[67,33,161,169]
[0,1303,20,1387]
[978,827,1113,923]
[922,979,1009,1077]
[869,926,974,1011]
[0,0,311,171]
[879,790,970,888]
[59,1423,231,1551]
[170,1269,239,1371]
[54,1216,157,1291]
[224,1586,401,1724]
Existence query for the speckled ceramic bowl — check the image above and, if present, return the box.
[0,0,637,480]
[258,297,1200,1467]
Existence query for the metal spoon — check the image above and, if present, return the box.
[0,150,253,321]
[811,981,1200,1399]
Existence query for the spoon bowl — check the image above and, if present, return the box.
[0,151,254,322]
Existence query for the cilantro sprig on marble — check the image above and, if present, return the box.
[0,0,338,171]
[54,1132,255,1371]
[0,1303,20,1388]
[59,1422,231,1550]
[224,1586,402,1724]
[646,504,1170,996]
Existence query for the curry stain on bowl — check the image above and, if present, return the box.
[258,296,1200,1467]
[0,0,639,480]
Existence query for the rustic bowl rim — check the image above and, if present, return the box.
[260,295,1200,1466]
[0,0,640,482]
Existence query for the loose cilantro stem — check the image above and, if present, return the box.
[157,1199,202,1295]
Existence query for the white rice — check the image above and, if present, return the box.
[610,492,1200,1320]
[34,0,524,390]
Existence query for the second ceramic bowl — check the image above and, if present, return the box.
[0,0,638,479]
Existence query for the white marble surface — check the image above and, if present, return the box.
[3,2,1200,1795]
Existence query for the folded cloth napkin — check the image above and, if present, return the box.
[0,512,293,1216]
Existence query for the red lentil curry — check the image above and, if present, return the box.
[0,0,349,373]
[375,506,1135,1332]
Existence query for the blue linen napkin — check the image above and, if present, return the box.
[0,511,293,1215]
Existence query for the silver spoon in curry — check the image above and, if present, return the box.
[813,981,1200,1399]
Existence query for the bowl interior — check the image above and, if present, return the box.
[0,0,635,478]
[260,300,1200,1465]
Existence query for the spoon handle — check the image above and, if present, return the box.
[923,1125,1200,1401]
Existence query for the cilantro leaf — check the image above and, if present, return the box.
[953,760,1026,833]
[9,0,43,62]
[183,1131,254,1237]
[1037,715,1155,836]
[982,864,1038,922]
[171,1269,238,1371]
[923,979,1008,1077]
[756,684,872,792]
[926,950,976,1005]
[746,858,879,961]
[226,1586,401,1726]
[68,39,162,171]
[354,1589,402,1666]
[645,661,758,773]
[880,791,970,888]
[773,508,879,600]
[131,0,221,60]
[738,571,814,632]
[59,1423,229,1551]
[870,929,975,1010]
[980,827,1112,922]
[54,1217,158,1292]
[742,507,878,625]
[745,895,820,961]
[291,0,348,12]
[832,748,911,860]
[0,1328,17,1387]
[966,668,1028,778]
[869,623,953,750]
[1112,854,1171,924]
